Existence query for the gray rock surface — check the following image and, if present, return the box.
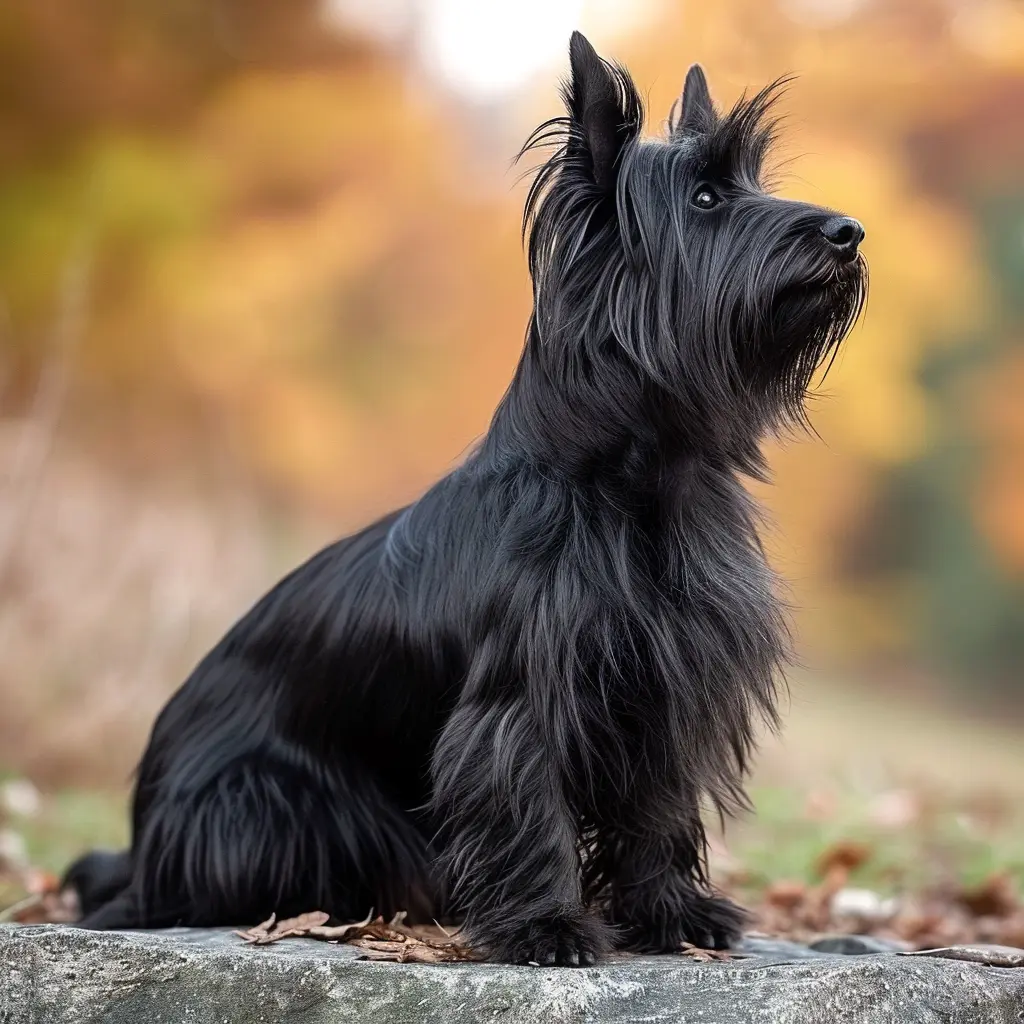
[2,924,1023,1024]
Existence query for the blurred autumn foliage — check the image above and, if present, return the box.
[0,0,1022,782]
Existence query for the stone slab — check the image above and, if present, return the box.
[2,925,1022,1023]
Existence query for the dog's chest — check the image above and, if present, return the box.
[612,516,782,689]
[673,525,775,621]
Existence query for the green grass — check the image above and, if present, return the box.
[18,790,129,872]
[723,783,1024,895]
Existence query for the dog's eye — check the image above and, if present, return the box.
[691,186,721,210]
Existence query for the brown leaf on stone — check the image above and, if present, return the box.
[352,938,407,953]
[236,909,480,962]
[305,910,377,942]
[679,941,737,962]
[316,914,409,944]
[234,912,278,943]
[235,910,330,945]
[356,938,480,963]
[342,914,479,962]
[268,910,331,938]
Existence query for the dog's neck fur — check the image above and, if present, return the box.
[482,319,764,495]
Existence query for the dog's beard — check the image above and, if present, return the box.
[747,250,867,419]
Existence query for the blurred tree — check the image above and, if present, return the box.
[0,0,527,516]
[0,0,1022,694]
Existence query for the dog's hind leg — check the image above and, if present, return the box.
[77,753,433,929]
[61,850,132,919]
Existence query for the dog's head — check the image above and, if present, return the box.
[522,33,867,454]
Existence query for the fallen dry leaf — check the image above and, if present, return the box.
[311,917,407,944]
[351,919,479,964]
[23,869,60,895]
[750,869,1024,953]
[305,910,376,942]
[815,840,872,882]
[234,910,330,945]
[679,941,738,962]
[269,910,331,938]
[234,912,276,943]
[235,910,480,962]
[357,942,479,963]
[957,875,1018,918]
[765,879,807,910]
[0,885,79,924]
[343,914,480,962]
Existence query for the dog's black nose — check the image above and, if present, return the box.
[820,216,865,259]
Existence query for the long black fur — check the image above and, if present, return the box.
[65,33,867,965]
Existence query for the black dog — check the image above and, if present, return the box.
[65,33,866,965]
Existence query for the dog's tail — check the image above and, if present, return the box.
[61,849,132,920]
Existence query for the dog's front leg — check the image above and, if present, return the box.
[598,820,746,952]
[431,685,609,965]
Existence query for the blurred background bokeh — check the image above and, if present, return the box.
[1,0,1022,931]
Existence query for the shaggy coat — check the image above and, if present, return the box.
[66,32,866,965]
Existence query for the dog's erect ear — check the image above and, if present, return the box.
[675,64,716,136]
[564,31,641,192]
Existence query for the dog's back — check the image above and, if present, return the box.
[69,508,450,927]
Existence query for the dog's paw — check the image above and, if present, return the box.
[481,912,610,966]
[613,894,746,953]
